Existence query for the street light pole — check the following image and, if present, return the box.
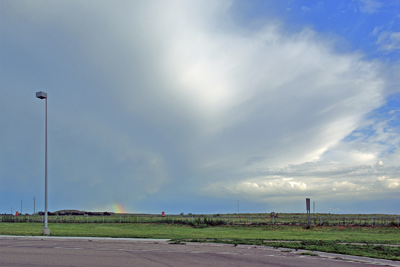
[36,91,50,235]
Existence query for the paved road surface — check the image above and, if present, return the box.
[1,236,399,267]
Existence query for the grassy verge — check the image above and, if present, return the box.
[1,223,399,260]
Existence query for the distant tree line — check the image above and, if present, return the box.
[36,210,114,216]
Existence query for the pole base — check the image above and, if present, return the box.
[42,228,50,235]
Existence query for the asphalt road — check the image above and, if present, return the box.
[1,236,399,267]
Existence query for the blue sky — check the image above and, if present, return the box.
[1,0,399,215]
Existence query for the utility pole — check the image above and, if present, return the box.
[306,198,311,227]
[34,196,36,215]
[21,200,23,214]
[36,91,50,235]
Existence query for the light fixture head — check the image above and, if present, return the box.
[36,91,47,99]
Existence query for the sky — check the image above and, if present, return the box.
[1,0,399,215]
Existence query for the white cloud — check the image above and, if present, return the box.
[53,0,386,179]
[376,31,400,52]
[357,0,383,14]
[203,160,399,204]
[203,100,400,204]
[377,176,398,188]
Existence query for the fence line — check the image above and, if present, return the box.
[1,214,399,227]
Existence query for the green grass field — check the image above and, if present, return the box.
[1,223,399,260]
[1,223,399,242]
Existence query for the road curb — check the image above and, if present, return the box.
[0,235,171,243]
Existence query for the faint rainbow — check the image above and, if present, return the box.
[113,203,125,214]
